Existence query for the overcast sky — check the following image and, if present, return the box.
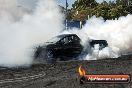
[18,0,114,9]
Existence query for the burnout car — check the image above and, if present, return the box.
[34,34,108,62]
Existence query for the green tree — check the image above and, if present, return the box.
[72,0,98,9]
[70,0,130,21]
[91,4,111,20]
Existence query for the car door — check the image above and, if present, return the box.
[54,37,66,56]
[63,36,83,57]
[55,36,73,57]
[60,37,71,56]
[69,36,83,56]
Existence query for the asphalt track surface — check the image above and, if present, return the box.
[0,56,132,88]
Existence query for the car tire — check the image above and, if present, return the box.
[46,50,56,63]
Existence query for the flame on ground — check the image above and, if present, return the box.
[78,66,86,76]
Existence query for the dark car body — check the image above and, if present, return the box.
[46,34,83,58]
[34,34,108,62]
[90,40,108,50]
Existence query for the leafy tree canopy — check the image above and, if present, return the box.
[69,0,130,20]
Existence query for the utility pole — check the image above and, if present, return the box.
[65,0,68,30]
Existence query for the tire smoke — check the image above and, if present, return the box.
[65,15,132,60]
[0,0,63,67]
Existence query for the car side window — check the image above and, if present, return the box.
[59,37,69,44]
[59,38,65,44]
[68,36,73,43]
[72,36,80,43]
[64,37,69,44]
[58,35,80,44]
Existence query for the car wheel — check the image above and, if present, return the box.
[46,50,56,63]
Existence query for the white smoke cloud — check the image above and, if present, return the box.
[0,0,63,67]
[0,0,24,21]
[82,15,132,55]
[64,15,132,60]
